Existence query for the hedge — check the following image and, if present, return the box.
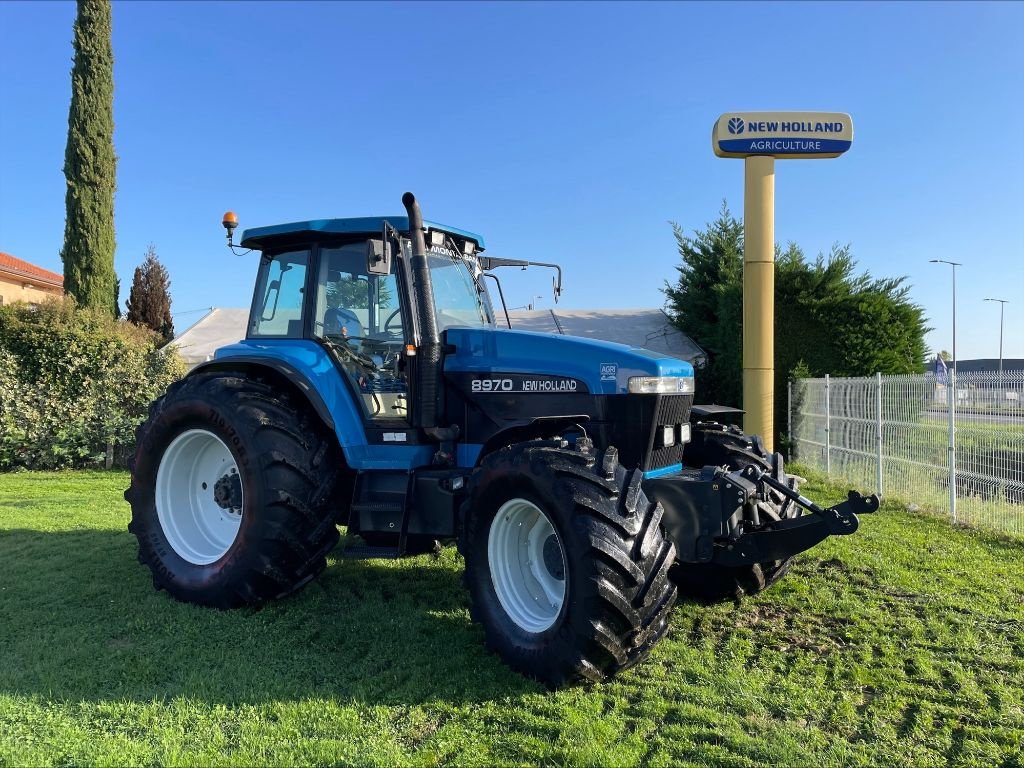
[0,299,185,470]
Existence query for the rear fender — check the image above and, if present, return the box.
[200,340,432,469]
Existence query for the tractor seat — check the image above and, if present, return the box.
[324,307,364,337]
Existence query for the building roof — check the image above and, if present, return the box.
[240,216,486,250]
[166,308,250,365]
[165,307,704,368]
[506,308,705,362]
[0,252,63,288]
[954,358,1024,373]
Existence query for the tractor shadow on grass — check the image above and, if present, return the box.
[0,528,539,706]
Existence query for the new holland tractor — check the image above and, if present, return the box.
[125,192,877,687]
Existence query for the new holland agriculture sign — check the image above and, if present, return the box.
[713,112,853,159]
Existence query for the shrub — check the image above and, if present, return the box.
[0,299,186,470]
[664,205,928,450]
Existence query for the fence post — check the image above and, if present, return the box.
[875,372,883,496]
[824,374,831,475]
[787,379,793,460]
[948,369,957,523]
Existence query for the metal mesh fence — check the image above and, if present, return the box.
[791,370,1024,537]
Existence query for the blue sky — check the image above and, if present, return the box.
[1,1,1021,359]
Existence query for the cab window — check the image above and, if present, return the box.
[249,250,309,338]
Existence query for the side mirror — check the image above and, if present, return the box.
[367,238,392,275]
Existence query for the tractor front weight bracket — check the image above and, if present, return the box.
[711,467,880,567]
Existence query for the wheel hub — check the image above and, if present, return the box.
[487,498,567,633]
[542,534,564,580]
[213,471,242,513]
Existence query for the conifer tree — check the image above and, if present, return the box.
[664,206,928,447]
[126,245,174,343]
[61,0,117,314]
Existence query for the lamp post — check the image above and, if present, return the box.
[984,298,1008,396]
[930,259,961,522]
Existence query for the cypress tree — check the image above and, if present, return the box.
[126,245,174,344]
[61,0,117,314]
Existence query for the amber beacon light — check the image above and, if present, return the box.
[222,211,239,243]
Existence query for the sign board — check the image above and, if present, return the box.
[713,112,853,159]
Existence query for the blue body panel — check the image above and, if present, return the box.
[444,327,694,394]
[213,340,438,470]
[240,216,485,249]
[643,463,683,480]
[212,328,694,471]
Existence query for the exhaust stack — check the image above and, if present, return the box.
[402,192,443,431]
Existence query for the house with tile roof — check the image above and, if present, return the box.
[0,252,64,306]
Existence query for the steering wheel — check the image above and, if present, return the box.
[383,308,402,336]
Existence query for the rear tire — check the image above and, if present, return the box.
[675,422,797,602]
[460,442,677,687]
[125,371,341,608]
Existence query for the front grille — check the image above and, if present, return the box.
[644,394,694,471]
[594,393,695,473]
[655,393,694,427]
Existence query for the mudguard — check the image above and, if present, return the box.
[206,339,435,470]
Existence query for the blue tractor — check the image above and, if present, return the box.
[126,193,877,687]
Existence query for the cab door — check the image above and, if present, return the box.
[312,242,412,426]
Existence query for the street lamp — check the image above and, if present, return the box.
[930,260,961,374]
[930,259,961,523]
[983,298,1008,394]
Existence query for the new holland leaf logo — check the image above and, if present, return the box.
[727,117,745,135]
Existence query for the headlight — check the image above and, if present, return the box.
[658,424,692,448]
[627,376,695,394]
[661,425,675,447]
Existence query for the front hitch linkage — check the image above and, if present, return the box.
[712,466,880,567]
[748,465,880,534]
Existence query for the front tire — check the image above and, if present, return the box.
[460,442,677,687]
[125,371,341,608]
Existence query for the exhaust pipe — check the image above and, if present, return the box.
[402,192,442,431]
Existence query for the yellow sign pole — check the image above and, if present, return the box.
[713,111,853,453]
[743,155,775,450]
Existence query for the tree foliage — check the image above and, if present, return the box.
[664,204,929,448]
[326,276,394,313]
[126,244,174,343]
[663,203,745,408]
[0,299,185,470]
[61,0,117,315]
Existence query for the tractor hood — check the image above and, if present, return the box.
[444,327,694,395]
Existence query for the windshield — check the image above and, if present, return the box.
[424,244,492,330]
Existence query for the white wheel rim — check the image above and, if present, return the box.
[155,429,243,565]
[488,498,567,633]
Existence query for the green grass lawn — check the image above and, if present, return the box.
[1,469,1022,767]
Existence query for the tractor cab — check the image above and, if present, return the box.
[234,216,493,424]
